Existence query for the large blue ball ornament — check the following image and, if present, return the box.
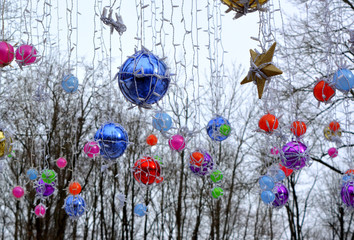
[94,122,129,160]
[64,195,86,218]
[261,190,275,204]
[27,168,38,180]
[61,74,79,93]
[206,116,231,141]
[332,68,354,92]
[118,48,171,108]
[134,203,147,217]
[152,112,172,132]
[259,175,275,191]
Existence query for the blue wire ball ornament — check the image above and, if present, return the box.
[206,116,231,141]
[332,68,354,92]
[27,168,38,180]
[134,203,147,217]
[64,195,86,219]
[61,74,79,93]
[152,112,173,132]
[117,48,171,108]
[94,122,129,160]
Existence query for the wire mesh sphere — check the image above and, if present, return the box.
[206,116,231,141]
[61,74,79,93]
[189,150,214,176]
[259,175,275,191]
[341,181,354,208]
[169,134,186,152]
[272,183,289,208]
[258,113,279,133]
[64,195,86,219]
[323,126,342,141]
[36,179,55,197]
[313,80,335,103]
[41,169,56,184]
[329,121,340,132]
[118,48,171,108]
[211,187,224,199]
[210,170,224,184]
[94,122,129,160]
[69,182,82,195]
[0,41,14,67]
[12,186,25,199]
[260,190,275,204]
[83,141,100,158]
[132,156,163,185]
[290,121,307,137]
[15,44,37,67]
[134,203,147,217]
[152,112,173,132]
[328,147,338,158]
[0,130,13,159]
[332,68,354,92]
[146,134,158,146]
[27,168,38,180]
[56,157,67,169]
[280,141,309,170]
[34,204,46,218]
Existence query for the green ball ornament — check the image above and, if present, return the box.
[154,155,163,165]
[210,170,223,183]
[220,124,231,137]
[211,187,224,199]
[41,169,56,184]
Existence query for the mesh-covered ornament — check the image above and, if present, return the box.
[290,121,307,137]
[117,48,171,108]
[36,179,55,197]
[189,150,214,177]
[15,44,39,68]
[94,122,129,160]
[134,203,147,217]
[64,195,86,219]
[0,129,13,159]
[272,183,289,208]
[206,116,231,141]
[27,168,38,180]
[313,80,335,103]
[41,169,56,184]
[132,156,163,185]
[332,68,354,92]
[258,113,279,133]
[152,112,173,132]
[341,181,354,208]
[0,41,14,67]
[280,141,310,170]
[34,204,46,218]
[323,126,342,142]
[61,74,79,93]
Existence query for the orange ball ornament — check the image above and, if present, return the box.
[146,134,158,146]
[190,151,204,167]
[313,80,335,102]
[329,121,340,132]
[69,182,82,195]
[290,121,307,137]
[345,169,354,175]
[258,114,279,133]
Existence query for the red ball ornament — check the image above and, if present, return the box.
[290,121,307,137]
[279,164,293,177]
[259,114,279,133]
[345,169,354,175]
[133,156,162,185]
[146,134,158,146]
[69,182,82,195]
[313,80,335,102]
[329,121,340,132]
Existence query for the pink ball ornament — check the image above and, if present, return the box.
[12,186,25,199]
[0,41,14,67]
[270,147,279,155]
[84,141,100,158]
[34,204,46,218]
[168,134,186,152]
[56,157,67,169]
[15,44,37,67]
[328,147,338,158]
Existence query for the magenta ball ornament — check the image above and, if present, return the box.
[56,157,67,169]
[168,134,186,152]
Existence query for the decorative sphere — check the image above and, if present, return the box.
[12,186,25,199]
[206,116,231,141]
[323,126,342,141]
[168,135,186,151]
[134,203,147,217]
[210,170,223,183]
[56,157,67,169]
[69,182,82,195]
[272,183,289,208]
[132,156,163,185]
[61,74,79,93]
[258,113,278,133]
[273,169,286,182]
[152,112,173,132]
[94,122,129,160]
[64,195,86,218]
[279,164,293,177]
[0,41,14,67]
[313,80,335,102]
[146,134,158,146]
[290,121,307,137]
[329,121,340,132]
[27,168,38,180]
[0,130,13,159]
[41,169,56,184]
[261,190,275,204]
[118,48,170,107]
[189,150,214,176]
[211,187,224,199]
[83,141,100,158]
[270,147,279,155]
[259,175,275,191]
[341,181,354,208]
[36,179,55,197]
[280,141,309,170]
[15,44,37,66]
[332,68,354,92]
[328,147,338,158]
[34,204,46,218]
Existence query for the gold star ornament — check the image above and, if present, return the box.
[241,42,283,99]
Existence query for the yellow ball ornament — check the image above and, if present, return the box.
[323,126,342,141]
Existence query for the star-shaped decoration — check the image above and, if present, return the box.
[241,42,283,99]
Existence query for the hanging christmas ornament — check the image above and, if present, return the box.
[313,80,335,103]
[0,41,14,67]
[332,68,354,92]
[280,141,310,170]
[258,113,279,133]
[189,150,214,177]
[15,44,38,68]
[290,121,307,137]
[132,156,163,185]
[272,183,289,208]
[206,116,231,141]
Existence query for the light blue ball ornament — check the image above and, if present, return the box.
[61,74,79,93]
[332,68,354,92]
[152,112,172,132]
[343,174,352,183]
[206,116,231,141]
[64,195,86,219]
[27,168,38,180]
[274,169,286,182]
[134,203,147,217]
[118,48,171,108]
[261,190,275,204]
[259,175,275,191]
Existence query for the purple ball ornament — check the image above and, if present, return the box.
[280,141,310,170]
[272,183,289,208]
[36,179,55,197]
[189,150,214,177]
[341,181,354,208]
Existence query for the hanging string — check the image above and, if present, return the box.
[1,0,5,40]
